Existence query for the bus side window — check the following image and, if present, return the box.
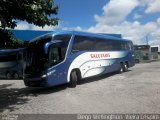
[72,36,96,53]
[50,47,62,67]
[17,53,22,60]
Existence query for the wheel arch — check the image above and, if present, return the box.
[68,68,82,83]
[71,68,82,80]
[6,71,12,79]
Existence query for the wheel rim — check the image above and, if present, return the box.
[14,73,19,79]
[120,64,123,72]
[120,67,123,72]
[6,73,12,79]
[125,64,128,69]
[124,64,128,71]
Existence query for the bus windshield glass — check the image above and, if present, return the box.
[25,34,71,73]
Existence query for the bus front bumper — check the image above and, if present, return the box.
[23,74,48,87]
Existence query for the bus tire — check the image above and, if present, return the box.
[24,81,30,87]
[119,63,124,73]
[68,70,78,88]
[6,72,12,79]
[13,72,19,79]
[123,62,128,72]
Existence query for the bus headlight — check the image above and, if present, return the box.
[42,74,47,78]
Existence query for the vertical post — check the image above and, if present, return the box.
[146,35,148,45]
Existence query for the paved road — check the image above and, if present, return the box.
[0,61,160,114]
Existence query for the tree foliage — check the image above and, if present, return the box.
[0,0,59,29]
[0,29,27,48]
[0,0,59,48]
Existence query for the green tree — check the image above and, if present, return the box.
[0,29,28,48]
[0,0,59,48]
[0,0,59,29]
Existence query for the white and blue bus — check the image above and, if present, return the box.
[23,31,135,87]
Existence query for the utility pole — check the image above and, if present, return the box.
[146,34,149,45]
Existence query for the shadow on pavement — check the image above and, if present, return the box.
[0,70,131,112]
[78,72,117,85]
[78,70,132,85]
[0,84,67,112]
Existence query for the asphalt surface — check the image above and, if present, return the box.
[0,61,160,114]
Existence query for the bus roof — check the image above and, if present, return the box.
[54,31,130,42]
[0,48,25,54]
[29,30,131,44]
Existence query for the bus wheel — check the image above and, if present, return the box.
[13,72,19,79]
[24,81,30,87]
[123,62,128,72]
[69,71,78,88]
[119,63,124,73]
[6,72,12,79]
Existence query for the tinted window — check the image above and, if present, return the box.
[0,53,17,62]
[151,47,158,52]
[17,52,23,60]
[95,38,113,51]
[128,42,134,50]
[72,35,132,52]
[50,47,62,67]
[72,36,96,52]
[134,45,150,51]
[53,34,71,59]
[95,38,130,51]
[53,35,71,46]
[27,34,71,67]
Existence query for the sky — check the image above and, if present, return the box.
[15,0,160,45]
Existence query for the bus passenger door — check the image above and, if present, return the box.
[48,44,67,85]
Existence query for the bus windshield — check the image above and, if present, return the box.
[25,34,71,73]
